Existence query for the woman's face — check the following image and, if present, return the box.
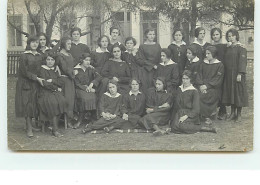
[182,75,191,86]
[206,50,214,61]
[111,29,119,40]
[82,57,91,67]
[72,31,80,42]
[30,40,39,50]
[161,52,168,63]
[146,31,155,42]
[227,32,237,43]
[212,30,221,42]
[108,83,117,95]
[46,56,55,68]
[197,29,205,40]
[113,47,121,59]
[174,31,183,42]
[131,80,139,92]
[155,79,164,91]
[125,40,134,51]
[65,40,72,51]
[100,37,109,48]
[39,35,47,47]
[186,49,194,60]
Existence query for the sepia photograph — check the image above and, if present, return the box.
[6,0,254,151]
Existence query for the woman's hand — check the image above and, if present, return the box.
[102,112,110,120]
[122,113,128,121]
[200,85,207,93]
[36,77,44,86]
[237,74,242,82]
[179,115,188,123]
[46,79,52,83]
[146,108,154,114]
[159,103,170,108]
[57,88,62,92]
[73,70,78,76]
[113,77,119,82]
[153,65,157,69]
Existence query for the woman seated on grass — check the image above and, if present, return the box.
[82,79,125,134]
[171,70,216,134]
[139,77,172,136]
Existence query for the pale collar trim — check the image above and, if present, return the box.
[74,64,89,72]
[171,40,186,46]
[193,38,207,46]
[104,92,121,98]
[96,47,109,53]
[41,65,55,70]
[160,59,175,66]
[72,41,82,45]
[24,50,40,55]
[179,84,196,92]
[129,91,142,96]
[203,59,221,64]
[189,56,200,63]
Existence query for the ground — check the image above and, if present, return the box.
[7,62,254,152]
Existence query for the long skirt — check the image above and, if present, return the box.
[142,68,156,94]
[15,78,39,118]
[89,117,125,130]
[38,92,68,121]
[139,111,170,130]
[199,89,220,117]
[61,77,75,118]
[75,89,97,112]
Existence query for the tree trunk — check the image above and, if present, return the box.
[45,0,58,40]
[190,0,198,43]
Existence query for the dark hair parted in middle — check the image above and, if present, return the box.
[70,27,82,37]
[79,53,92,64]
[187,45,198,56]
[172,28,185,41]
[97,35,111,47]
[206,46,218,58]
[110,26,120,35]
[125,36,137,46]
[144,27,156,38]
[43,51,58,65]
[210,28,222,40]
[161,48,172,59]
[60,36,72,50]
[129,78,142,88]
[194,27,205,38]
[226,28,240,42]
[25,35,39,51]
[37,32,50,47]
[155,76,167,90]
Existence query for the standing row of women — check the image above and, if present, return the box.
[15,25,248,138]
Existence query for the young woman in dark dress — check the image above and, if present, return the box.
[37,32,51,54]
[171,70,216,134]
[136,28,162,92]
[196,46,224,125]
[73,53,102,129]
[101,44,131,95]
[69,27,91,66]
[121,78,146,129]
[15,36,44,137]
[210,28,227,120]
[139,77,172,136]
[38,52,67,137]
[190,27,211,61]
[222,29,248,122]
[168,28,187,76]
[56,36,76,128]
[82,80,125,133]
[154,48,179,95]
[107,26,126,53]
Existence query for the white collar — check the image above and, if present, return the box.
[203,59,221,64]
[96,47,109,53]
[72,41,82,45]
[74,64,92,72]
[129,91,142,96]
[41,65,55,70]
[104,92,121,98]
[160,59,176,66]
[24,50,40,55]
[171,40,186,46]
[179,84,196,92]
[111,41,122,45]
[188,56,200,63]
[193,38,207,46]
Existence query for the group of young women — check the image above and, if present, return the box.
[15,25,248,138]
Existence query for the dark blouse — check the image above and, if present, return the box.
[56,52,75,79]
[168,43,187,73]
[70,42,90,66]
[121,92,146,116]
[91,50,111,74]
[99,93,123,116]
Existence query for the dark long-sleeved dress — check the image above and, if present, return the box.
[136,43,161,92]
[184,56,202,88]
[74,65,102,112]
[154,60,179,95]
[221,44,248,107]
[121,91,146,129]
[101,59,131,95]
[89,92,124,130]
[168,42,187,76]
[91,48,111,74]
[139,88,172,130]
[70,42,90,66]
[196,59,224,117]
[38,65,68,121]
[15,51,42,118]
[190,40,211,61]
[171,85,201,134]
[56,52,75,118]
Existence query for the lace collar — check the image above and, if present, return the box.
[171,40,186,46]
[160,59,176,66]
[96,47,109,53]
[104,92,121,98]
[193,38,207,46]
[179,84,196,92]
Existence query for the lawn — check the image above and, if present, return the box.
[7,62,254,152]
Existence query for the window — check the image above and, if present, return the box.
[28,15,36,36]
[8,15,23,47]
[140,11,159,42]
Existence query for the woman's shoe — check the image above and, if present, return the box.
[201,126,217,133]
[104,126,114,133]
[82,125,92,134]
[67,122,74,129]
[205,118,213,125]
[73,122,81,129]
[226,113,236,121]
[52,131,63,137]
[235,114,242,122]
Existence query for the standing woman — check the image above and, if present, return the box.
[69,27,91,66]
[171,70,216,134]
[196,46,224,125]
[168,28,187,76]
[139,77,172,136]
[107,26,126,53]
[222,29,248,122]
[37,32,51,54]
[101,44,131,95]
[136,28,161,92]
[210,28,227,120]
[15,36,44,137]
[56,36,75,128]
[190,27,211,61]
